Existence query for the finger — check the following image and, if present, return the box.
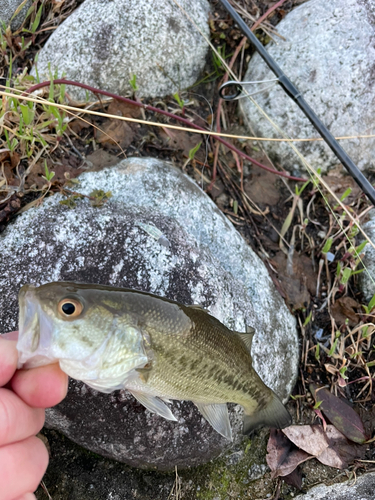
[0,436,48,500]
[11,363,68,408]
[0,330,19,341]
[0,388,45,446]
[12,494,37,500]
[0,338,18,386]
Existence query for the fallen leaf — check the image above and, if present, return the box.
[68,119,91,135]
[358,405,375,439]
[0,193,21,231]
[266,429,312,478]
[282,425,328,457]
[24,160,84,190]
[331,297,360,327]
[282,468,303,490]
[85,149,120,172]
[0,149,10,162]
[159,128,202,159]
[283,424,366,469]
[96,118,135,149]
[107,99,142,119]
[317,425,366,469]
[310,384,367,443]
[273,252,317,296]
[244,165,281,207]
[323,165,361,205]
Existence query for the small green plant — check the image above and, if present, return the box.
[42,160,55,183]
[89,189,112,207]
[173,92,184,110]
[188,141,201,161]
[303,310,313,327]
[22,3,43,38]
[313,400,323,410]
[362,294,375,316]
[129,74,138,92]
[181,141,202,170]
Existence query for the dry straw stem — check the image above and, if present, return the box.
[0,86,373,142]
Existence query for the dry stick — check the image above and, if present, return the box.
[252,0,287,31]
[213,35,247,183]
[21,80,306,182]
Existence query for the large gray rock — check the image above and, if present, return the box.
[294,472,375,500]
[31,0,210,100]
[0,157,298,470]
[0,0,32,30]
[359,210,375,302]
[240,0,375,174]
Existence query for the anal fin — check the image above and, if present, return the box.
[235,325,255,351]
[129,390,177,421]
[243,392,292,434]
[194,402,233,441]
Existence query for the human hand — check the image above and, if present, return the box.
[0,332,68,500]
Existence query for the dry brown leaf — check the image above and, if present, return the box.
[282,424,366,469]
[282,468,303,490]
[273,252,317,296]
[107,99,142,119]
[331,296,360,327]
[96,119,135,149]
[24,160,84,190]
[266,429,312,478]
[0,149,10,162]
[159,128,202,159]
[0,193,21,231]
[10,151,20,169]
[282,425,329,456]
[85,150,121,172]
[318,426,366,469]
[69,119,91,135]
[244,165,280,207]
[323,165,361,204]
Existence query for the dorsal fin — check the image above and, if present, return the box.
[188,304,210,313]
[236,325,255,351]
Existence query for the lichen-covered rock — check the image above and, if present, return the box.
[294,471,375,500]
[31,0,210,100]
[0,0,32,30]
[359,210,375,302]
[0,157,298,470]
[240,0,375,174]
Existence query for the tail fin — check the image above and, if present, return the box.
[243,392,292,434]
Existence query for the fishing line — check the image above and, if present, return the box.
[219,0,375,207]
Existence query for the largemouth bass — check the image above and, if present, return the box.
[17,282,291,440]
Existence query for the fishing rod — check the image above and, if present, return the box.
[219,0,375,206]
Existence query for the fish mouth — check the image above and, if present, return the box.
[18,284,54,368]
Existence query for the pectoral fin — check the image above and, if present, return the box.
[194,402,233,441]
[129,390,177,421]
[243,392,292,434]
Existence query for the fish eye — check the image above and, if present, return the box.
[58,298,83,318]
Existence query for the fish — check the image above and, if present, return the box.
[17,282,292,440]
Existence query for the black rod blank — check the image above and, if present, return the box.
[219,0,375,206]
